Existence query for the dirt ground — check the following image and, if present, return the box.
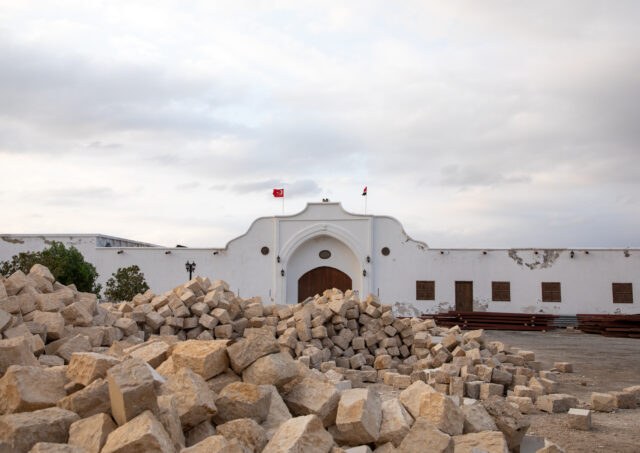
[486,330,640,453]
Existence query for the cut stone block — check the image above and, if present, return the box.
[377,398,414,447]
[452,430,509,453]
[609,391,636,409]
[419,392,465,436]
[480,383,504,400]
[32,312,65,341]
[482,396,530,451]
[0,407,79,453]
[101,410,175,453]
[242,352,298,389]
[161,367,217,430]
[182,435,248,453]
[399,380,435,419]
[506,396,533,414]
[215,382,272,424]
[263,415,333,453]
[0,365,66,414]
[335,388,382,444]
[156,395,186,452]
[227,333,279,374]
[396,418,453,453]
[260,384,293,440]
[535,394,578,413]
[61,303,93,327]
[461,403,497,433]
[27,443,87,452]
[29,265,55,283]
[0,336,38,375]
[68,413,117,453]
[217,418,267,453]
[282,378,340,427]
[554,362,573,373]
[66,352,121,386]
[125,341,169,369]
[590,392,615,412]
[57,378,111,418]
[185,420,216,448]
[171,340,229,380]
[107,358,159,426]
[567,408,591,431]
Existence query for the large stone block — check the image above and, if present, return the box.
[171,340,229,380]
[242,352,298,389]
[57,378,111,418]
[609,391,636,409]
[283,378,340,427]
[182,435,249,453]
[61,303,93,327]
[215,382,272,424]
[0,407,79,453]
[0,365,66,414]
[419,392,464,436]
[0,336,38,375]
[29,265,55,284]
[535,394,578,413]
[399,380,435,419]
[156,395,186,451]
[263,415,333,453]
[217,418,268,453]
[567,408,591,431]
[101,410,176,453]
[125,341,169,369]
[452,431,509,453]
[461,403,497,433]
[68,413,117,453]
[590,392,614,412]
[396,418,453,453]
[66,352,121,386]
[161,367,217,430]
[377,398,414,447]
[107,358,159,426]
[336,388,382,444]
[260,384,293,440]
[227,333,280,374]
[482,396,530,451]
[32,311,65,341]
[27,443,86,452]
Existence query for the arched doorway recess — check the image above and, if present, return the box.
[297,266,352,302]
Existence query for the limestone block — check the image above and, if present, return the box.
[32,312,65,341]
[554,362,573,373]
[452,431,509,453]
[68,413,117,453]
[66,352,121,386]
[399,380,435,419]
[212,308,231,324]
[171,340,229,380]
[242,352,298,389]
[39,355,65,367]
[482,396,530,451]
[156,395,186,452]
[125,341,169,369]
[29,265,55,283]
[260,384,293,440]
[207,369,242,393]
[480,383,504,400]
[182,435,248,453]
[374,354,392,370]
[419,392,464,436]
[227,333,279,374]
[161,367,217,430]
[113,318,138,337]
[218,418,268,453]
[107,358,159,426]
[396,418,453,453]
[101,410,175,453]
[0,336,38,375]
[345,447,371,453]
[215,382,272,424]
[565,408,592,432]
[506,396,533,414]
[514,385,537,400]
[145,312,165,331]
[0,407,79,453]
[491,369,512,386]
[0,309,11,333]
[27,443,86,452]
[609,391,636,409]
[377,398,414,447]
[461,403,497,433]
[0,365,66,414]
[61,303,93,327]
[263,415,333,453]
[623,385,640,404]
[185,420,216,447]
[57,378,111,418]
[4,271,30,296]
[55,335,92,363]
[535,394,578,413]
[283,377,340,427]
[335,388,382,444]
[590,392,614,412]
[464,381,482,400]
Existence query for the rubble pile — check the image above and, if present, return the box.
[0,264,638,453]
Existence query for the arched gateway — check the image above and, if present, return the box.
[298,266,352,302]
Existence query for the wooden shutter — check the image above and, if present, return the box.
[492,281,511,302]
[416,281,435,300]
[541,282,561,302]
[612,283,633,304]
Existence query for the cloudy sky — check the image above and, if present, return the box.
[1,1,639,248]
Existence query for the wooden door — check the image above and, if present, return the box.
[455,281,473,312]
[297,267,352,302]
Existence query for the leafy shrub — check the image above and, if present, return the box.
[104,265,150,301]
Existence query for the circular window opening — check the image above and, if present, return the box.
[261,246,270,255]
[381,247,390,256]
[319,250,331,259]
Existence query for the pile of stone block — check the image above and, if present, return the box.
[1,265,637,452]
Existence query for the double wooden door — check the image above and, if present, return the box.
[455,281,473,311]
[297,266,352,302]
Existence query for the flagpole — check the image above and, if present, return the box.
[365,194,367,215]
[282,195,284,215]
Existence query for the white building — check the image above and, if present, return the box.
[1,202,637,316]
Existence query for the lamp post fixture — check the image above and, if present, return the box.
[185,261,196,280]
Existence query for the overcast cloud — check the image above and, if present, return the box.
[1,1,639,248]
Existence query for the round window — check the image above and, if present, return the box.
[319,250,331,259]
[381,247,390,256]
[261,246,269,255]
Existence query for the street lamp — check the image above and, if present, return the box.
[185,261,196,280]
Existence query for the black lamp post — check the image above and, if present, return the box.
[185,261,196,280]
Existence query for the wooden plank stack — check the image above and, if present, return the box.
[420,311,557,331]
[577,314,640,338]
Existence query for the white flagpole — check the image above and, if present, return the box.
[365,193,367,215]
[282,193,285,215]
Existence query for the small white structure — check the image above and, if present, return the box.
[1,202,638,316]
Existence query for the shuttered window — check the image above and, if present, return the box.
[612,283,633,304]
[416,281,435,300]
[541,282,561,302]
[492,281,511,302]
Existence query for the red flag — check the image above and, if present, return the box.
[273,188,284,198]
[362,186,367,196]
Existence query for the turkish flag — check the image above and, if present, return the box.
[362,186,367,196]
[273,188,284,198]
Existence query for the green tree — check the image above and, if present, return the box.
[104,265,150,302]
[0,241,101,295]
